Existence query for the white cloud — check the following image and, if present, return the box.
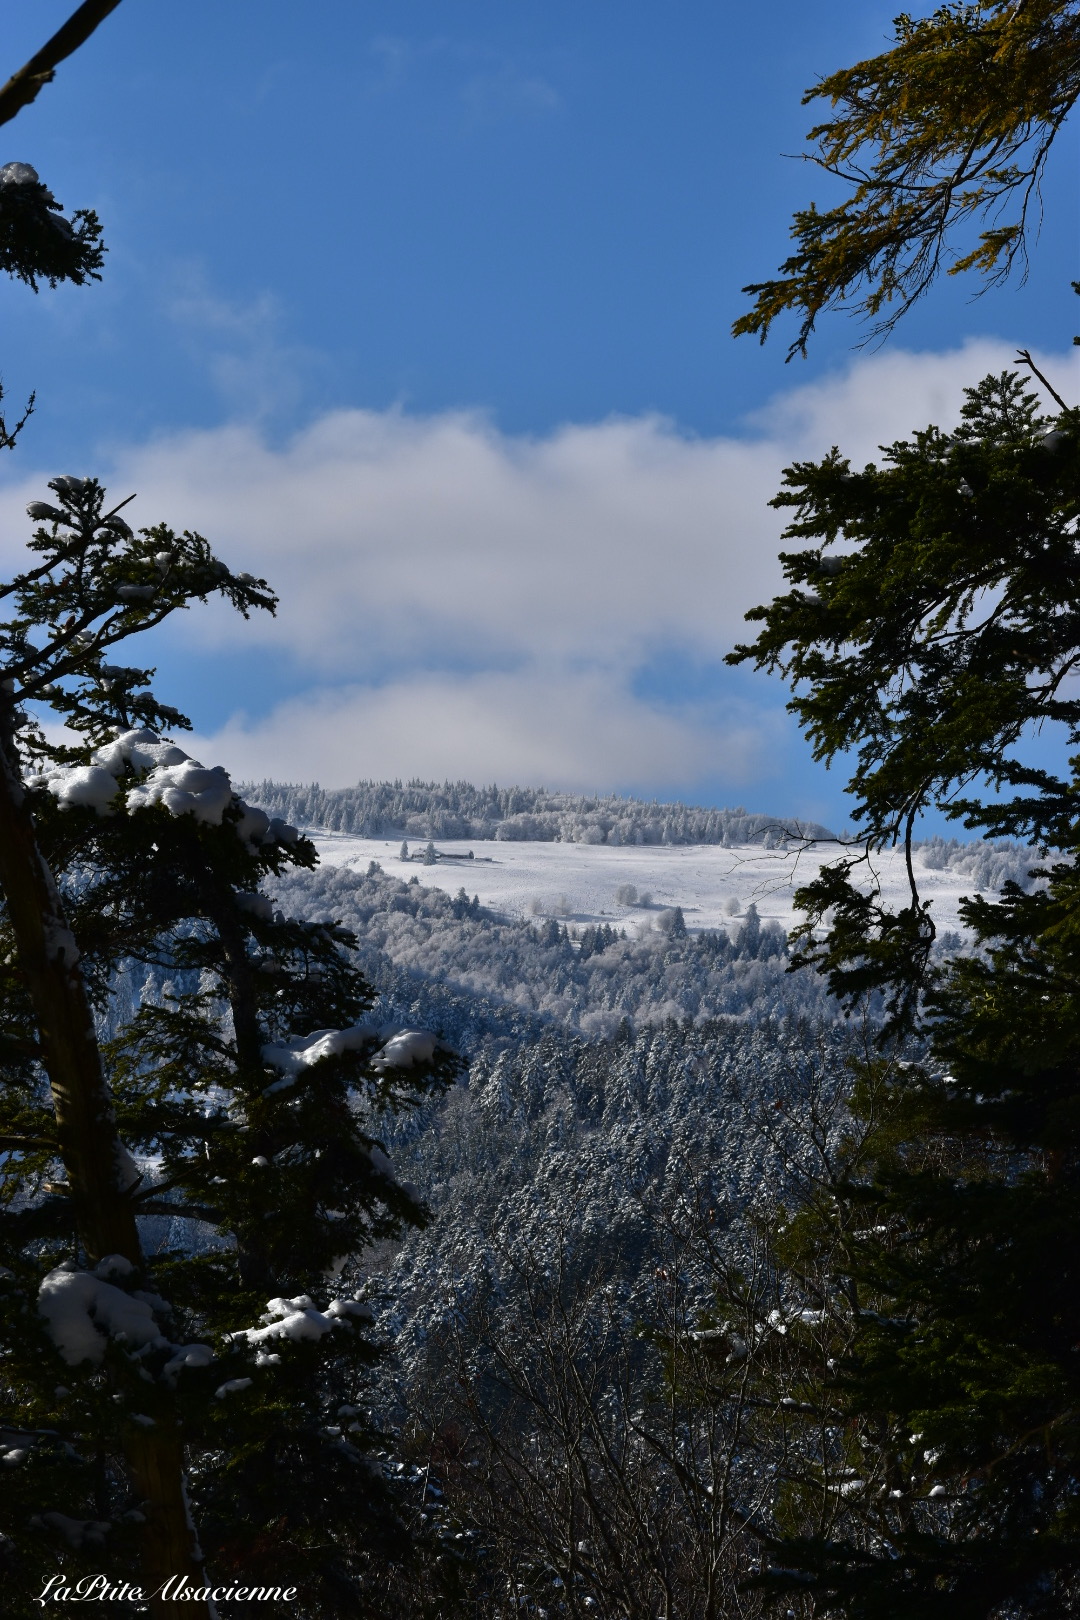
[747,337,1077,464]
[191,670,775,793]
[461,63,561,119]
[363,35,564,121]
[69,405,786,675]
[0,338,1068,792]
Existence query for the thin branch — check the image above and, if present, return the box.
[1016,348,1072,412]
[0,519,100,603]
[0,1,123,129]
[0,389,35,453]
[135,1198,223,1224]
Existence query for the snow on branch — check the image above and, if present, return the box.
[38,1257,169,1366]
[228,1292,374,1349]
[27,726,299,845]
[261,1023,443,1093]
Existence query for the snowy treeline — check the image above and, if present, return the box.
[238,778,833,847]
[916,834,1045,892]
[270,860,826,1037]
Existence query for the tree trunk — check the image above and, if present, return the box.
[0,730,210,1614]
[127,1422,211,1620]
[203,880,277,1292]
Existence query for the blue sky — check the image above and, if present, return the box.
[0,2,1077,830]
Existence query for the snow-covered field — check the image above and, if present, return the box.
[310,833,983,941]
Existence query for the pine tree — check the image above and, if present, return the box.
[726,371,1080,1615]
[0,477,457,1615]
[736,903,761,958]
[0,131,207,1612]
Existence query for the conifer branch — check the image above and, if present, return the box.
[736,2,1080,354]
[135,1198,223,1224]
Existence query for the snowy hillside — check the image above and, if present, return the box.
[270,857,800,1038]
[308,830,1033,943]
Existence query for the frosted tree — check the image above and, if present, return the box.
[736,902,761,957]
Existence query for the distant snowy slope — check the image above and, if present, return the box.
[236,782,1047,1034]
[306,831,1039,942]
[243,780,1044,917]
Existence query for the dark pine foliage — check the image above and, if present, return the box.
[726,371,1080,1617]
[0,476,459,1615]
[0,165,104,291]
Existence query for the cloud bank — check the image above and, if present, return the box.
[0,338,1068,795]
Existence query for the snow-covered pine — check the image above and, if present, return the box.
[0,475,456,1613]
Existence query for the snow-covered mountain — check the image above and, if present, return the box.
[235,784,1046,1042]
[127,786,1052,1510]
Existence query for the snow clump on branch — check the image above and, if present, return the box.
[28,728,298,846]
[229,1293,374,1350]
[372,1029,438,1070]
[38,1257,170,1367]
[37,1260,224,1386]
[261,1023,442,1092]
[31,1512,112,1550]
